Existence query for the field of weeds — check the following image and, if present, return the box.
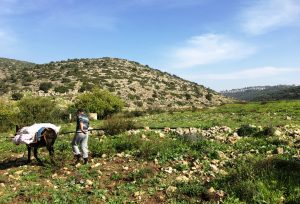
[0,101,300,203]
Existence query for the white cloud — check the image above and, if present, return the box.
[188,67,300,80]
[167,33,256,69]
[241,0,300,35]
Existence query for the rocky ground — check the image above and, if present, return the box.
[1,124,299,203]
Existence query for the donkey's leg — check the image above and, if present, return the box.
[47,145,55,164]
[33,147,43,164]
[26,146,31,163]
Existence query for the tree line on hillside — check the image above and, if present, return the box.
[221,85,300,101]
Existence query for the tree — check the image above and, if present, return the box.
[74,88,124,118]
[18,96,61,125]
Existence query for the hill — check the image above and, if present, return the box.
[0,57,231,110]
[220,85,300,101]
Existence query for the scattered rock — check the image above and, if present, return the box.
[219,169,228,176]
[233,132,239,137]
[164,127,171,133]
[101,154,107,158]
[208,187,216,195]
[274,147,284,154]
[176,128,184,136]
[14,170,23,175]
[116,152,125,158]
[9,175,20,180]
[159,132,165,138]
[175,175,189,182]
[166,186,177,196]
[163,167,174,174]
[250,149,259,154]
[274,130,282,136]
[210,164,219,173]
[133,191,145,197]
[227,134,241,144]
[86,179,93,186]
[217,151,228,160]
[91,163,101,168]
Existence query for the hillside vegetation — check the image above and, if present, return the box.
[221,85,300,101]
[0,57,231,110]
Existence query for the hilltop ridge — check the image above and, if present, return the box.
[221,85,300,101]
[0,57,231,110]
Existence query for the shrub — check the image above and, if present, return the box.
[215,158,300,203]
[11,92,23,100]
[262,125,276,136]
[61,77,71,83]
[103,115,137,135]
[17,96,62,125]
[206,93,213,101]
[176,181,206,197]
[0,99,18,131]
[79,82,94,92]
[237,124,260,137]
[39,82,53,93]
[74,88,124,118]
[54,85,69,93]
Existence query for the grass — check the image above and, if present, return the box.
[135,100,300,128]
[58,100,300,132]
[0,100,300,203]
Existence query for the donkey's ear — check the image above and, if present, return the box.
[16,125,20,132]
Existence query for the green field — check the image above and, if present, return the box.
[0,101,300,203]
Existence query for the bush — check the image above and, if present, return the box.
[0,99,18,131]
[79,82,94,92]
[39,82,53,93]
[11,92,23,100]
[17,96,62,125]
[237,124,260,137]
[74,88,124,118]
[262,125,276,136]
[206,93,213,101]
[103,115,137,135]
[54,85,69,93]
[176,181,206,197]
[215,158,300,203]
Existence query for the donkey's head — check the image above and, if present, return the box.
[15,125,20,134]
[42,128,58,146]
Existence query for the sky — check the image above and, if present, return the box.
[0,0,299,91]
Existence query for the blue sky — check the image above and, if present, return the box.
[0,0,299,91]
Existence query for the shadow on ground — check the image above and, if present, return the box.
[0,158,28,170]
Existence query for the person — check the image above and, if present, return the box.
[72,109,89,164]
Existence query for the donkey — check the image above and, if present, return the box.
[16,126,58,165]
